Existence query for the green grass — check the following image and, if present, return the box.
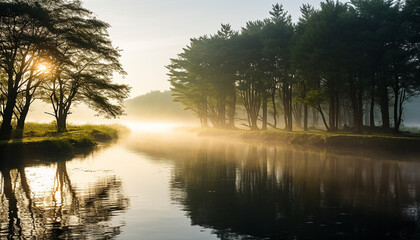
[0,122,128,152]
[198,128,420,152]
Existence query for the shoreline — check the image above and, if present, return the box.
[197,128,420,153]
[0,124,128,168]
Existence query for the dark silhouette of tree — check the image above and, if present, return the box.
[236,20,266,130]
[264,4,294,131]
[168,26,238,128]
[43,0,129,132]
[169,0,420,133]
[0,1,54,139]
[215,24,238,128]
[14,56,50,137]
[168,37,212,127]
[0,0,129,137]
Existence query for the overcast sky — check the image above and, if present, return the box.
[83,0,323,98]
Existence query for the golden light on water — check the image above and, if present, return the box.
[24,166,56,200]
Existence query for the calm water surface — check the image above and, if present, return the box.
[1,126,420,239]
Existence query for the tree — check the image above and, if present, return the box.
[0,72,7,121]
[388,0,420,131]
[295,4,316,131]
[14,57,50,137]
[293,1,350,131]
[0,0,129,136]
[351,0,402,130]
[215,24,238,129]
[236,20,266,130]
[169,0,419,133]
[264,4,295,131]
[168,37,212,127]
[169,26,238,129]
[0,1,54,139]
[42,1,129,132]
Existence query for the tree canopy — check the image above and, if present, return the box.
[168,0,420,133]
[0,0,129,138]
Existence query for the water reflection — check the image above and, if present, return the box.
[131,137,420,239]
[0,151,129,239]
[2,131,420,239]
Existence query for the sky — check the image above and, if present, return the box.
[83,0,323,98]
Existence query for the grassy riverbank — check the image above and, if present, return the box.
[198,128,420,152]
[0,123,128,154]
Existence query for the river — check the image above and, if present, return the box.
[1,124,420,239]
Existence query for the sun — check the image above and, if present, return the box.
[37,63,49,73]
[36,61,53,74]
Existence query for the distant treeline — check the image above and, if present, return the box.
[125,91,194,121]
[167,0,420,132]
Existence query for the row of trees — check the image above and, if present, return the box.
[168,0,420,132]
[0,0,130,139]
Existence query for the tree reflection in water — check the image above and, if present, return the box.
[0,156,129,239]
[168,142,420,239]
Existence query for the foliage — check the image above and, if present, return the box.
[169,0,420,133]
[0,0,129,139]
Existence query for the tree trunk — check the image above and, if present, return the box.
[272,90,277,129]
[250,114,259,130]
[394,88,405,133]
[364,101,369,126]
[349,76,360,132]
[312,107,318,127]
[370,74,376,128]
[392,72,403,133]
[15,109,29,139]
[329,97,336,131]
[380,98,390,129]
[0,92,17,140]
[343,109,347,127]
[218,100,226,129]
[318,106,330,131]
[0,72,21,140]
[282,88,289,130]
[356,91,364,133]
[285,84,293,131]
[289,86,293,131]
[370,91,375,127]
[15,94,33,139]
[335,93,340,130]
[393,87,399,132]
[280,83,293,131]
[293,103,302,129]
[303,105,308,131]
[228,91,236,129]
[396,92,404,133]
[56,113,68,133]
[378,84,390,129]
[283,100,289,131]
[262,95,267,130]
[202,96,208,128]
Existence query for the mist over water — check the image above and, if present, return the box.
[2,124,420,239]
[24,94,420,130]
